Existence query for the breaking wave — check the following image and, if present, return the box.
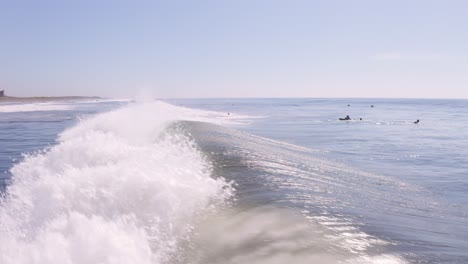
[0,101,234,263]
[0,101,412,264]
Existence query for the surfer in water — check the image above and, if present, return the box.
[414,119,420,124]
[339,115,351,120]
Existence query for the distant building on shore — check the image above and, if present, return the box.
[0,90,4,97]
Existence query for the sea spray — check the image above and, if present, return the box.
[0,101,234,264]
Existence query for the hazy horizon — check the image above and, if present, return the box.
[4,94,468,100]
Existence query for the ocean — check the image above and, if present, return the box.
[0,98,467,264]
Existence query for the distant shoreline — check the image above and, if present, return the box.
[0,96,101,103]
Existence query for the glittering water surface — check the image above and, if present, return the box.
[171,98,468,263]
[0,98,467,264]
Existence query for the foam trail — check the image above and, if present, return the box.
[0,102,75,112]
[0,101,233,264]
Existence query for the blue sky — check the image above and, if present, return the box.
[1,0,467,98]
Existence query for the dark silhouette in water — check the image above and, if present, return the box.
[370,105,374,108]
[414,119,420,124]
[360,118,362,120]
[339,115,351,121]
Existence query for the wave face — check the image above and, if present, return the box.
[0,102,233,264]
[179,121,411,264]
[170,98,468,264]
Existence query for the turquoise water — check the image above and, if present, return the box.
[0,98,467,263]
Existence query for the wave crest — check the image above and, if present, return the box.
[0,101,233,264]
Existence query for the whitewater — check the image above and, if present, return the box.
[1,99,467,263]
[0,102,235,264]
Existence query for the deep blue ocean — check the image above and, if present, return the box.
[0,98,467,264]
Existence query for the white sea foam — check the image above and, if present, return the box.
[74,98,133,104]
[0,101,233,264]
[0,102,76,112]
